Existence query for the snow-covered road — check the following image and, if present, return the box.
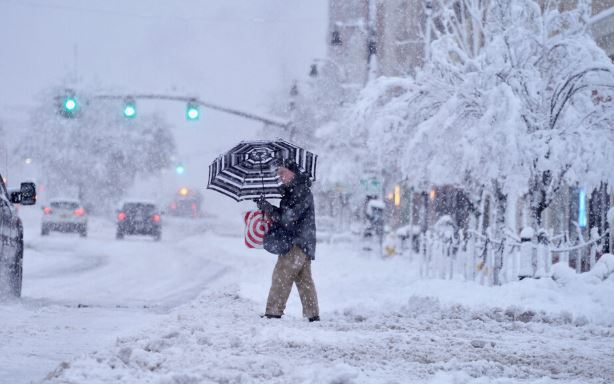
[0,208,227,383]
[2,206,614,383]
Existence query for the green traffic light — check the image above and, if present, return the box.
[186,102,199,121]
[187,108,199,120]
[123,104,136,118]
[64,97,77,112]
[123,98,136,118]
[58,89,78,118]
[175,165,185,175]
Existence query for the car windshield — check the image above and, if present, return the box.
[123,203,156,215]
[50,201,79,210]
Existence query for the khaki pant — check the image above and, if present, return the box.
[265,245,319,318]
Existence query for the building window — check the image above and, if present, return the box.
[331,30,342,46]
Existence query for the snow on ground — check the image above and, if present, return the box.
[2,206,613,383]
[36,221,614,383]
[0,208,228,383]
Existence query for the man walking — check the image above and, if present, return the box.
[256,158,319,322]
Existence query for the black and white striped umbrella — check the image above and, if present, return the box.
[207,139,317,201]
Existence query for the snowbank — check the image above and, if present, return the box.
[42,232,614,383]
[45,286,614,384]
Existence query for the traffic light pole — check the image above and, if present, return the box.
[93,94,289,128]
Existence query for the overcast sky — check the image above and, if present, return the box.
[0,0,328,214]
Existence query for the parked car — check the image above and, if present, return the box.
[116,201,161,241]
[41,199,88,237]
[0,174,36,297]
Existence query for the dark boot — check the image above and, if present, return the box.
[308,316,320,322]
[261,314,282,319]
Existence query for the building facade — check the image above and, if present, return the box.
[327,0,430,82]
[328,0,371,86]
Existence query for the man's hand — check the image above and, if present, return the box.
[253,195,280,222]
[253,195,267,211]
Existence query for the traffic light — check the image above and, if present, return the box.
[64,97,77,112]
[186,100,199,121]
[59,90,78,118]
[123,98,136,118]
[175,164,185,175]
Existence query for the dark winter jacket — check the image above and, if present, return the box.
[258,173,316,260]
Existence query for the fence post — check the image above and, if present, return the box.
[493,238,504,286]
[418,233,424,278]
[575,247,582,274]
[479,237,490,286]
[535,230,549,278]
[608,207,614,255]
[407,230,414,263]
[447,238,454,280]
[518,227,535,279]
[560,231,570,266]
[469,234,476,281]
[589,227,600,270]
[546,231,554,275]
[510,243,518,281]
[460,231,468,281]
[421,232,428,278]
[534,243,548,278]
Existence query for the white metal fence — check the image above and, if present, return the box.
[397,225,610,286]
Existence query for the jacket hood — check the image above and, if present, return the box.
[281,172,311,195]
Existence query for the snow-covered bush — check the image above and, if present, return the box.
[586,254,614,282]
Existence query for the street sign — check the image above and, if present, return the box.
[360,178,381,195]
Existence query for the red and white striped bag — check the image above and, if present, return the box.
[244,210,272,248]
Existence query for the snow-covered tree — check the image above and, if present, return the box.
[321,0,614,233]
[18,86,175,212]
[498,0,614,227]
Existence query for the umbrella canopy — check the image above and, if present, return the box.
[207,139,317,201]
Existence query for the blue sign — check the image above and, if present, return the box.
[578,189,587,228]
